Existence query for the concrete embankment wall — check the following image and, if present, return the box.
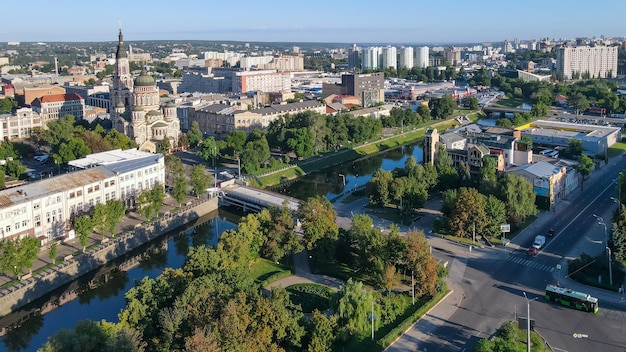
[0,198,218,318]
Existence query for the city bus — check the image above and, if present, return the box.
[544,284,598,313]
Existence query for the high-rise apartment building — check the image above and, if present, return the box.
[342,72,385,108]
[556,45,618,80]
[348,44,361,70]
[382,46,397,70]
[363,47,382,70]
[398,47,413,69]
[415,46,429,68]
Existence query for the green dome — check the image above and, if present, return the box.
[134,70,155,86]
[146,110,161,117]
[132,106,144,112]
[116,101,125,108]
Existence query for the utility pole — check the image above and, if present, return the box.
[607,246,613,287]
[411,270,415,305]
[523,292,538,352]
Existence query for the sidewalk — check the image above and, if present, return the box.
[0,195,185,288]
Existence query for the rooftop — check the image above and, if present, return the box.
[68,149,160,169]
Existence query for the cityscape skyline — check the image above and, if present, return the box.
[1,0,625,44]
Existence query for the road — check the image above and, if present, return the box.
[332,157,626,352]
[413,157,626,352]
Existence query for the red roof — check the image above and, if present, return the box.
[31,93,84,107]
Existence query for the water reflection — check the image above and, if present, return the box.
[282,142,423,200]
[0,210,237,352]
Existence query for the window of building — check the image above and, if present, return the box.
[111,191,116,199]
[88,187,93,193]
[21,220,27,227]
[34,215,41,227]
[56,196,61,203]
[77,190,83,196]
[105,193,110,202]
[96,197,101,204]
[15,222,20,230]
[110,180,115,186]
[69,192,75,199]
[89,199,94,207]
[46,212,51,224]
[94,185,100,191]
[5,225,10,233]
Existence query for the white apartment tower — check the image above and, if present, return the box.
[363,46,382,70]
[382,46,397,70]
[415,46,429,68]
[398,47,414,69]
[556,45,618,80]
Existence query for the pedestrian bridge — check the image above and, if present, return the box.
[218,184,301,213]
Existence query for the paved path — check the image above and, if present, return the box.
[265,250,343,291]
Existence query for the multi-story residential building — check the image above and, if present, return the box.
[231,70,291,93]
[322,73,385,108]
[109,30,181,151]
[382,46,397,70]
[0,107,42,140]
[189,100,325,137]
[398,47,413,69]
[263,56,304,72]
[31,93,84,123]
[239,56,274,70]
[363,47,382,70]
[555,45,619,80]
[415,46,429,68]
[0,149,164,244]
[348,44,361,70]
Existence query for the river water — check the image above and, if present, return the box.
[0,142,423,352]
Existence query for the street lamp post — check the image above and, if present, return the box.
[522,292,538,352]
[606,246,613,287]
[593,214,608,248]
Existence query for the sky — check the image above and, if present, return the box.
[1,0,625,44]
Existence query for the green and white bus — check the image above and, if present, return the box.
[545,284,598,313]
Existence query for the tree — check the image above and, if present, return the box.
[297,196,338,250]
[105,200,126,236]
[306,310,336,352]
[91,203,107,235]
[187,121,203,147]
[483,195,507,238]
[611,205,626,262]
[74,215,93,252]
[335,279,375,338]
[479,157,498,195]
[137,186,165,220]
[224,130,246,156]
[497,173,538,224]
[197,136,219,164]
[158,137,172,154]
[404,230,438,297]
[576,154,594,191]
[190,165,210,197]
[48,242,57,264]
[448,187,488,238]
[569,92,590,115]
[568,139,583,157]
[57,138,91,163]
[4,160,26,179]
[0,97,17,114]
[430,94,457,119]
[172,175,188,204]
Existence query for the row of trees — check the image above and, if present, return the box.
[0,236,39,280]
[40,193,443,351]
[164,155,211,204]
[73,199,126,251]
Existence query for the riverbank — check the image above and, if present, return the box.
[0,197,218,318]
[257,112,482,188]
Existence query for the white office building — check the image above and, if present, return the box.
[556,45,618,80]
[399,47,414,69]
[415,46,429,68]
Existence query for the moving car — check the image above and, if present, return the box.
[527,247,538,256]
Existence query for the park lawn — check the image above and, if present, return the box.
[249,258,292,284]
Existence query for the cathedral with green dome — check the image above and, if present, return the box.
[110,29,180,152]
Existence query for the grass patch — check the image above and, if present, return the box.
[256,166,306,188]
[286,283,332,313]
[494,97,525,108]
[475,320,552,352]
[608,142,626,158]
[568,252,625,292]
[249,258,292,284]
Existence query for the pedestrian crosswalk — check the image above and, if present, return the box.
[507,255,555,272]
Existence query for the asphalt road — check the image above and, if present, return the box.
[415,157,626,352]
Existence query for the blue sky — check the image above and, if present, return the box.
[2,0,625,44]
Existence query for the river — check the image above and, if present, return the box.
[0,211,238,352]
[0,142,424,351]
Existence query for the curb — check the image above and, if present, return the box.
[383,288,456,351]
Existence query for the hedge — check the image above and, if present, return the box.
[377,290,450,349]
[260,271,293,288]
